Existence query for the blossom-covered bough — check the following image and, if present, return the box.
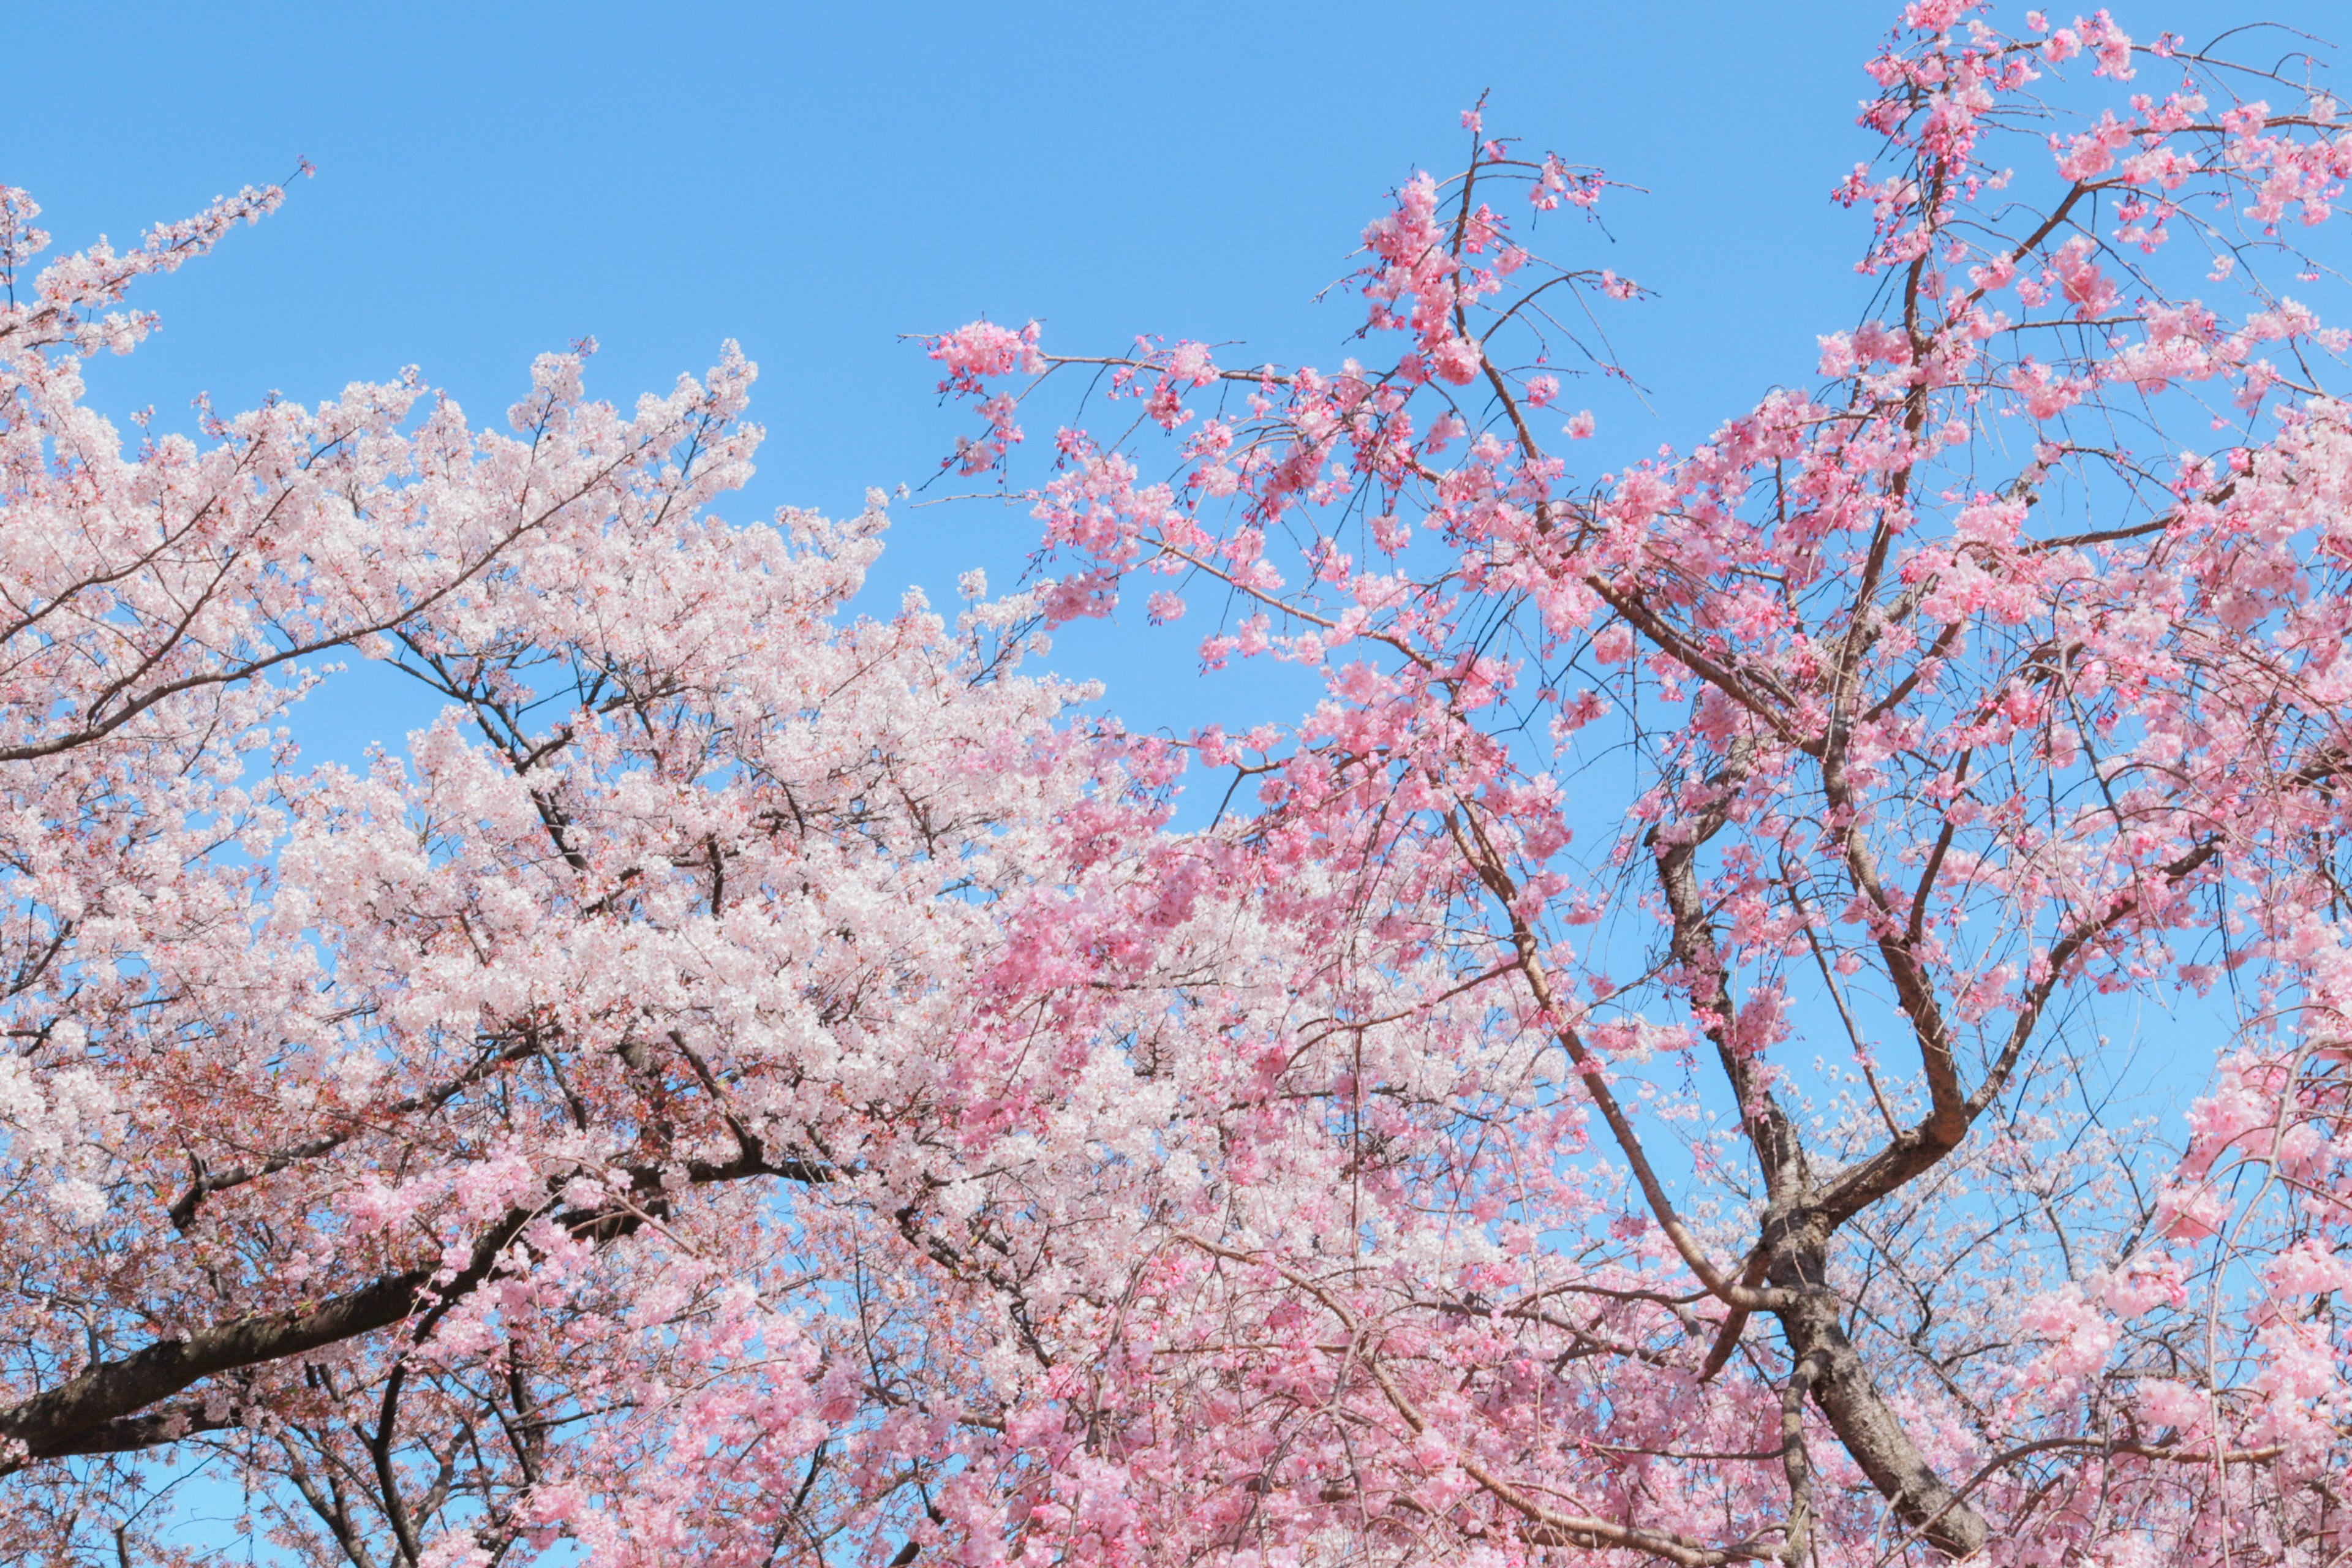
[6,4,2352,1566]
[916,5,2352,1564]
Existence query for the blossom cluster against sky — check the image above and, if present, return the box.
[12,0,2349,749]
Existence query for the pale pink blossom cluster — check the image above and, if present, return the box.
[0,179,1191,1564]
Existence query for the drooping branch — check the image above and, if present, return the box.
[1178,1233,1787,1567]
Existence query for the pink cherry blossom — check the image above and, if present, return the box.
[918,7,2352,1561]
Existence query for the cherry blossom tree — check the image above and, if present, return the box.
[911,5,2352,1564]
[9,4,2352,1566]
[0,179,1183,1564]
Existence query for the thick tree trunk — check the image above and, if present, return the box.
[1770,1235,1989,1560]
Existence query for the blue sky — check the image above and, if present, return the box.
[31,0,2343,758]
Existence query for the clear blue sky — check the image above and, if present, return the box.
[9,1,2346,748]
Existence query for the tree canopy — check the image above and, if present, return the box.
[5,6,2352,1564]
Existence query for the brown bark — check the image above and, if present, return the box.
[0,1148,823,1472]
[1767,1226,1989,1560]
